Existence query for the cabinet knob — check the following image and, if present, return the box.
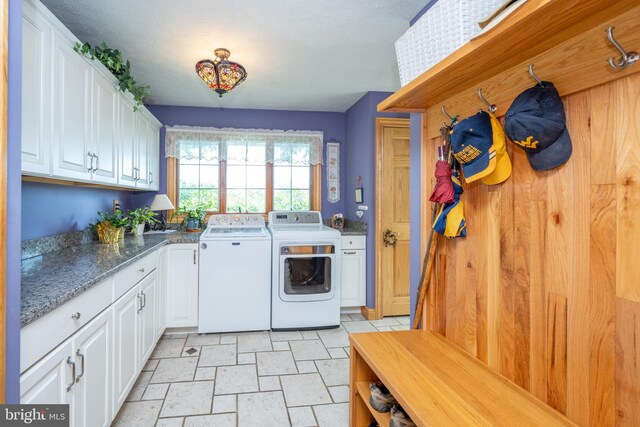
[71,312,81,320]
[139,267,145,273]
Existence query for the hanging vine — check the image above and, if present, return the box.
[74,41,151,111]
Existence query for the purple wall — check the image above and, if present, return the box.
[144,105,347,218]
[344,92,408,308]
[409,113,423,326]
[7,0,22,402]
[21,182,134,240]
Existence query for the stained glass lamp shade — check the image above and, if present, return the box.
[196,48,247,97]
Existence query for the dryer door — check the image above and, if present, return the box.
[278,244,337,302]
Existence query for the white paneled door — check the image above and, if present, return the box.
[91,70,119,185]
[51,32,91,181]
[21,2,51,175]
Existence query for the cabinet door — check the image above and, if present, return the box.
[148,122,160,191]
[156,247,167,337]
[20,340,73,406]
[118,96,136,187]
[72,309,112,427]
[112,285,140,409]
[91,70,119,185]
[139,271,157,364]
[21,3,51,176]
[340,249,366,307]
[166,244,199,328]
[51,33,92,181]
[134,114,150,188]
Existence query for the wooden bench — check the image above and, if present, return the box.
[350,331,577,426]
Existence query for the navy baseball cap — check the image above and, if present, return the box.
[450,111,496,183]
[504,82,572,170]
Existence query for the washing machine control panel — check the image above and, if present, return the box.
[207,213,265,227]
[269,211,322,225]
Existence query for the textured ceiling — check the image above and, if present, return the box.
[41,0,425,112]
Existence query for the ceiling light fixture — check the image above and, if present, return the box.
[195,48,248,97]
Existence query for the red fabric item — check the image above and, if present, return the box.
[429,160,455,203]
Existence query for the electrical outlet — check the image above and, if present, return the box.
[113,199,120,214]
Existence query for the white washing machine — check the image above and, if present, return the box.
[268,211,341,330]
[198,214,271,333]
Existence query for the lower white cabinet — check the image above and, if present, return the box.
[156,246,168,337]
[20,340,73,407]
[71,309,112,427]
[139,272,158,364]
[21,250,164,426]
[112,285,140,410]
[21,308,112,427]
[341,235,367,307]
[166,243,199,328]
[113,270,158,410]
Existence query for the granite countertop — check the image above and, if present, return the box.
[324,219,367,236]
[339,227,367,236]
[21,231,201,327]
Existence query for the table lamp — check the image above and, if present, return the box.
[150,194,175,231]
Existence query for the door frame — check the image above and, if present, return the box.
[373,117,410,320]
[1,0,8,402]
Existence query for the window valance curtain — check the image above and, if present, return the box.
[165,126,324,165]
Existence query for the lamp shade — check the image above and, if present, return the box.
[150,194,175,211]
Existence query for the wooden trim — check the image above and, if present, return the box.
[377,0,638,112]
[360,306,376,320]
[22,175,141,192]
[167,158,321,216]
[311,163,321,211]
[219,160,227,213]
[374,117,411,320]
[166,157,178,220]
[265,163,273,213]
[0,0,7,402]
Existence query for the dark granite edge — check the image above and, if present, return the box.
[20,238,196,327]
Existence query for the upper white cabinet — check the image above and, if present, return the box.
[118,99,160,190]
[51,31,92,181]
[90,69,119,185]
[21,0,161,190]
[21,1,51,176]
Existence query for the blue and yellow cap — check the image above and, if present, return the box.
[450,111,496,183]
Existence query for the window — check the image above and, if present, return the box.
[166,127,323,216]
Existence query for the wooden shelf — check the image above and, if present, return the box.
[350,331,577,426]
[354,381,391,426]
[377,0,639,112]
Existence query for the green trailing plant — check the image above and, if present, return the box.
[96,209,128,228]
[74,41,151,111]
[170,205,207,229]
[127,207,158,227]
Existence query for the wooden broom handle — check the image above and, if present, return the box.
[412,229,439,330]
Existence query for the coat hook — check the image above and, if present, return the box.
[477,88,497,114]
[442,105,454,120]
[528,64,544,85]
[606,26,638,70]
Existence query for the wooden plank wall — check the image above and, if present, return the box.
[424,72,640,426]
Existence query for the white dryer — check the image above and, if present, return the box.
[268,211,341,330]
[199,214,271,333]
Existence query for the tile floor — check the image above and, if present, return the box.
[113,313,410,427]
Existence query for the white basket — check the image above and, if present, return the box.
[395,0,506,86]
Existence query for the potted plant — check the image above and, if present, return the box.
[92,209,127,243]
[171,205,206,231]
[127,207,157,236]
